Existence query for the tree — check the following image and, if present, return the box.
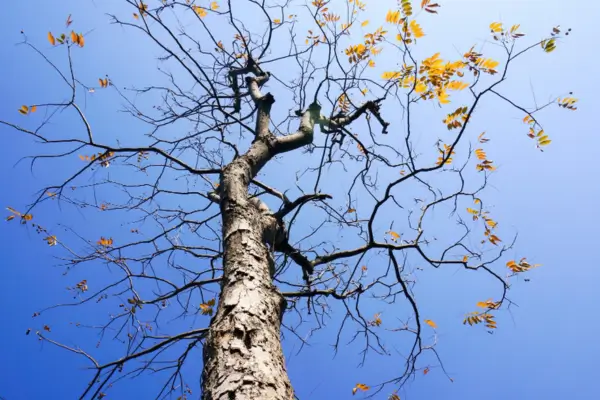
[1,0,577,399]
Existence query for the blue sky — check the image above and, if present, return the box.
[1,1,599,399]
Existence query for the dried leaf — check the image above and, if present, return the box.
[353,383,369,395]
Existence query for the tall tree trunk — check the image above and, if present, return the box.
[201,156,293,399]
[201,63,320,396]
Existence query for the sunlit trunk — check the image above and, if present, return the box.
[201,160,293,400]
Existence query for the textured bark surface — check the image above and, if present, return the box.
[201,67,322,399]
[201,156,293,400]
[201,203,291,398]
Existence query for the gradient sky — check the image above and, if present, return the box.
[1,1,599,399]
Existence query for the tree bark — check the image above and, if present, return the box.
[201,158,293,399]
[201,70,321,397]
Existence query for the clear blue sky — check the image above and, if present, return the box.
[1,1,599,399]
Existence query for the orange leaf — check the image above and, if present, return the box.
[45,236,58,246]
[70,31,78,43]
[353,383,369,395]
[48,32,56,46]
[423,367,430,375]
[424,319,437,329]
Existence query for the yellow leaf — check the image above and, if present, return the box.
[438,90,450,104]
[347,208,356,213]
[485,218,497,228]
[368,59,375,67]
[97,237,113,247]
[481,58,499,69]
[489,22,503,33]
[385,10,401,24]
[424,319,437,329]
[541,38,556,53]
[475,149,486,160]
[462,255,468,263]
[19,105,29,115]
[388,231,400,240]
[361,20,369,27]
[409,20,425,39]
[48,32,56,46]
[446,81,469,91]
[382,71,401,80]
[210,1,219,10]
[415,82,427,93]
[400,0,413,17]
[133,13,139,19]
[273,19,281,24]
[193,6,207,18]
[371,313,382,327]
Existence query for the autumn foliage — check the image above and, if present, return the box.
[1,0,577,398]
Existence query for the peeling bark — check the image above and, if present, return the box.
[202,69,325,398]
[202,156,293,400]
